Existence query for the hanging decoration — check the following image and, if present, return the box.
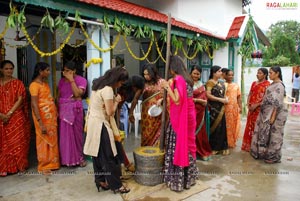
[155,38,166,63]
[21,22,76,57]
[0,24,8,39]
[1,2,226,61]
[80,23,120,52]
[140,41,164,64]
[85,57,103,68]
[123,35,153,61]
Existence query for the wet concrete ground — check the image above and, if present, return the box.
[0,113,299,201]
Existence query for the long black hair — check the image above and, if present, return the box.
[118,75,145,102]
[32,62,50,80]
[142,63,160,84]
[64,61,76,71]
[209,65,222,79]
[190,65,202,81]
[169,55,193,87]
[92,66,129,91]
[258,67,268,80]
[270,66,283,81]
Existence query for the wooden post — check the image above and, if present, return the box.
[159,13,171,151]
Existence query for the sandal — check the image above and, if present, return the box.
[42,170,52,175]
[79,160,87,167]
[212,150,219,155]
[96,181,110,192]
[125,163,135,172]
[113,186,130,194]
[222,149,230,156]
[264,159,281,164]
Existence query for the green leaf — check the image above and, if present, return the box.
[75,10,82,25]
[160,30,167,42]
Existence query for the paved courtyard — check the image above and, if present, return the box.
[0,113,299,201]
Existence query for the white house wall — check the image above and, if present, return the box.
[0,15,27,78]
[213,45,228,69]
[114,35,140,76]
[127,0,242,38]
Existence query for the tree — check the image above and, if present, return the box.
[263,34,300,66]
[238,17,255,116]
[263,20,300,66]
[267,20,300,43]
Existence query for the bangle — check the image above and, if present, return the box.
[8,111,13,115]
[70,80,75,83]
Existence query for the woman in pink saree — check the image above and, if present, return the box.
[58,61,87,167]
[160,56,198,192]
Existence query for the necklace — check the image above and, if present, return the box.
[0,77,12,86]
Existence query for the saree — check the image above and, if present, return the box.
[193,80,212,159]
[250,82,288,162]
[29,82,60,172]
[241,80,270,151]
[206,80,228,151]
[163,75,198,192]
[141,78,164,146]
[58,75,87,166]
[224,82,241,148]
[0,79,30,176]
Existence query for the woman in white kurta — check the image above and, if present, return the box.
[84,66,130,194]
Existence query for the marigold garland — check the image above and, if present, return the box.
[85,57,103,68]
[80,23,120,52]
[174,46,178,55]
[155,39,166,63]
[123,35,153,61]
[140,42,165,64]
[182,46,198,60]
[206,46,214,59]
[0,23,8,39]
[21,22,76,57]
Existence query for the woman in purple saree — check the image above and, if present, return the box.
[58,61,87,167]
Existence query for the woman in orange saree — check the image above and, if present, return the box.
[0,60,30,176]
[29,62,60,174]
[129,64,165,146]
[241,68,270,152]
[224,69,242,148]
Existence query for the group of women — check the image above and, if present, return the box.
[83,56,200,193]
[0,60,87,176]
[1,56,288,193]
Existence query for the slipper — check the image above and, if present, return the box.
[264,159,281,164]
[79,160,87,167]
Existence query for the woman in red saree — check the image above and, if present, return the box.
[29,62,60,174]
[0,60,30,176]
[241,68,270,151]
[190,65,212,160]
